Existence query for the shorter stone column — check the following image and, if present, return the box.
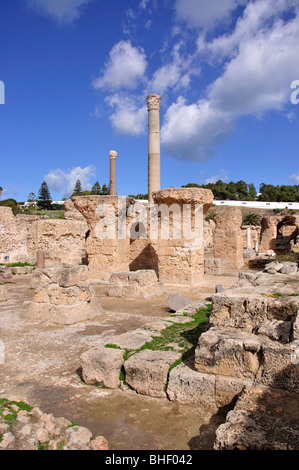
[151,188,214,285]
[213,206,244,269]
[109,150,117,196]
[246,227,251,250]
[36,250,45,268]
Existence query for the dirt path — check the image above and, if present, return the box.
[0,273,238,450]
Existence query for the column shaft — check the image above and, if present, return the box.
[147,94,161,202]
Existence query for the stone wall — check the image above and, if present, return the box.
[0,208,35,263]
[27,219,88,265]
[72,188,214,285]
[0,207,88,265]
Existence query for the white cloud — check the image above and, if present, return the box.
[148,41,197,95]
[45,165,96,197]
[205,170,229,184]
[162,0,299,160]
[139,0,150,9]
[26,0,93,25]
[105,94,147,136]
[289,172,299,184]
[175,0,246,30]
[206,1,299,115]
[161,97,234,160]
[92,41,147,92]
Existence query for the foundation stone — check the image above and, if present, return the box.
[22,265,102,324]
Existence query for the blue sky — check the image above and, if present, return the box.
[1,0,299,202]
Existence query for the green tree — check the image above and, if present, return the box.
[242,212,261,226]
[91,181,102,195]
[28,192,37,202]
[72,180,82,196]
[38,181,52,209]
[101,184,109,195]
[247,183,257,201]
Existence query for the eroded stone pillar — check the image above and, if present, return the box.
[151,188,214,285]
[147,94,161,202]
[109,150,117,196]
[213,206,244,269]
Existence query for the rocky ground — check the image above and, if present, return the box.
[0,271,238,450]
[2,264,298,451]
[0,398,108,450]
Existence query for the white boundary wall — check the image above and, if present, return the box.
[213,200,299,210]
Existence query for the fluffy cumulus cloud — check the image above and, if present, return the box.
[161,97,234,160]
[26,0,93,24]
[161,0,299,160]
[92,41,147,92]
[45,165,96,197]
[148,41,196,95]
[105,94,147,135]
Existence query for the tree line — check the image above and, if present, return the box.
[0,179,110,213]
[182,181,299,202]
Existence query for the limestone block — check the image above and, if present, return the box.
[167,294,195,312]
[167,363,218,412]
[204,257,225,275]
[257,319,292,343]
[34,283,92,305]
[257,340,299,391]
[32,265,88,289]
[22,301,100,325]
[152,187,214,214]
[80,346,124,389]
[194,328,262,380]
[107,270,163,299]
[215,374,253,409]
[209,288,299,330]
[167,362,251,412]
[124,350,181,398]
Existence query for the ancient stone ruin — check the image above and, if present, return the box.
[1,93,299,451]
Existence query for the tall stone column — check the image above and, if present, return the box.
[109,150,117,196]
[147,94,161,202]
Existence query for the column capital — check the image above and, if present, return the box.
[109,150,117,159]
[147,94,161,111]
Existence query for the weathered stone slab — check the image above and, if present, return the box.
[167,362,251,412]
[194,328,262,380]
[167,363,218,412]
[257,319,292,343]
[80,346,124,389]
[124,350,181,398]
[103,329,156,350]
[32,265,89,289]
[22,301,100,325]
[108,270,163,299]
[167,294,195,312]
